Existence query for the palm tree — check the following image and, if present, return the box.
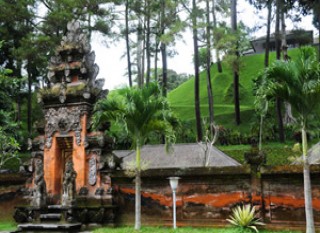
[259,46,320,233]
[93,83,178,230]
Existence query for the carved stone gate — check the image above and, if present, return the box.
[14,21,118,230]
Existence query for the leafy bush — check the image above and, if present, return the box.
[0,127,20,169]
[227,204,264,233]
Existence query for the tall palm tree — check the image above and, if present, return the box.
[93,83,178,230]
[259,47,320,233]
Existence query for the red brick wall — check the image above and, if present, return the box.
[111,165,320,227]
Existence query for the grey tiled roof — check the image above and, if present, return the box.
[114,143,241,169]
[307,142,320,165]
[291,141,320,165]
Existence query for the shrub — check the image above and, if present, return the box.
[227,204,264,233]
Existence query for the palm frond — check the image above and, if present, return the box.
[259,46,320,122]
[93,82,178,150]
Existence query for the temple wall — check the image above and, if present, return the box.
[0,173,30,222]
[112,165,320,228]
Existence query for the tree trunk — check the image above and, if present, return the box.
[276,97,285,142]
[141,17,146,87]
[154,41,159,82]
[275,0,285,142]
[212,0,222,73]
[160,43,168,97]
[15,62,22,124]
[206,0,214,136]
[145,0,151,85]
[125,0,133,87]
[192,0,202,142]
[231,0,241,125]
[26,63,33,139]
[318,28,320,62]
[154,11,161,83]
[301,124,315,233]
[281,9,288,61]
[275,0,281,61]
[160,0,167,96]
[16,86,22,124]
[134,142,142,230]
[264,0,272,68]
[137,20,144,88]
[318,15,320,62]
[280,9,296,125]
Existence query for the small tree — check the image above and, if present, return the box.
[0,127,20,169]
[93,83,178,230]
[0,49,20,169]
[258,46,320,233]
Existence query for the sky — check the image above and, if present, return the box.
[91,0,316,91]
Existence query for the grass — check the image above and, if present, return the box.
[218,142,301,165]
[167,49,300,134]
[0,222,16,231]
[0,224,302,233]
[93,226,302,233]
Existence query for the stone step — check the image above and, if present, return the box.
[17,222,82,232]
[47,205,69,210]
[40,213,62,221]
[46,205,71,213]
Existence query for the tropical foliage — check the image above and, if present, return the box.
[227,204,264,233]
[0,49,21,169]
[0,127,20,169]
[93,83,179,230]
[257,46,320,233]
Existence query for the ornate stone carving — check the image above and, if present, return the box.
[31,159,47,208]
[88,157,97,186]
[32,136,45,151]
[89,208,105,223]
[79,187,89,196]
[47,20,98,87]
[95,187,104,196]
[42,20,108,105]
[95,79,105,90]
[45,107,83,148]
[13,208,34,223]
[59,83,67,103]
[62,161,77,206]
[98,153,122,171]
[244,138,266,167]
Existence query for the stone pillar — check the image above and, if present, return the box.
[44,135,62,196]
[244,141,266,219]
[73,114,87,191]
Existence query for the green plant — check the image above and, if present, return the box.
[93,83,179,230]
[0,127,20,169]
[259,46,320,232]
[227,204,265,233]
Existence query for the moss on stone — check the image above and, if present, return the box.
[66,82,86,95]
[39,82,87,100]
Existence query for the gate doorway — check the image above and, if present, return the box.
[56,136,73,203]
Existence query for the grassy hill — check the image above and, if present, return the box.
[168,49,300,134]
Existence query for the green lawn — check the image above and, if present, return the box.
[93,226,302,233]
[167,48,301,134]
[0,222,16,232]
[218,142,301,165]
[0,223,303,233]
